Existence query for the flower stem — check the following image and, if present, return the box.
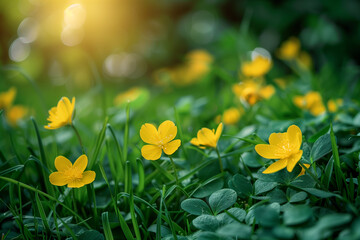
[71,124,85,154]
[215,147,224,172]
[299,162,323,188]
[168,156,180,186]
[71,189,78,223]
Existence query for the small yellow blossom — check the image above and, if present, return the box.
[298,163,310,177]
[222,108,242,125]
[255,125,303,174]
[191,123,223,148]
[327,99,343,113]
[0,87,16,110]
[45,97,75,130]
[140,120,181,160]
[274,78,287,89]
[186,50,214,64]
[6,105,27,126]
[241,56,272,78]
[49,155,95,188]
[293,91,325,116]
[232,80,275,105]
[277,37,300,60]
[296,51,312,69]
[114,87,142,105]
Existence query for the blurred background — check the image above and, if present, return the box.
[1,0,360,125]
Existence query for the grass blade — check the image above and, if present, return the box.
[89,117,108,169]
[102,212,114,240]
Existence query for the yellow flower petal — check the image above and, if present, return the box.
[67,179,85,188]
[141,145,162,160]
[54,156,72,172]
[81,171,96,185]
[158,120,177,144]
[45,97,75,130]
[287,125,302,151]
[215,123,223,143]
[140,123,160,144]
[286,150,303,172]
[268,132,288,148]
[262,158,287,174]
[49,172,69,186]
[163,139,181,155]
[298,163,310,177]
[190,137,205,149]
[255,144,287,159]
[73,154,88,173]
[197,128,216,148]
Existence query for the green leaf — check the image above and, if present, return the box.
[209,189,237,215]
[283,205,312,225]
[289,192,308,203]
[254,204,280,227]
[216,208,246,224]
[254,180,277,195]
[196,232,226,240]
[267,189,287,204]
[181,199,212,216]
[193,178,224,198]
[290,175,316,188]
[216,222,251,239]
[317,213,352,229]
[0,165,24,176]
[310,133,332,161]
[229,174,252,196]
[301,188,337,198]
[78,230,104,240]
[273,225,295,239]
[192,215,220,231]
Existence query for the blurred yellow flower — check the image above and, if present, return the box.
[49,155,95,188]
[277,37,300,60]
[0,87,16,110]
[45,97,75,130]
[222,108,242,125]
[255,125,303,174]
[191,123,223,148]
[274,78,287,89]
[327,99,343,113]
[241,56,271,78]
[114,87,142,105]
[293,91,325,116]
[296,51,312,69]
[232,80,275,105]
[6,105,28,126]
[154,50,213,86]
[298,163,310,177]
[140,120,181,160]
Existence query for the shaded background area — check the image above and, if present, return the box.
[0,0,360,105]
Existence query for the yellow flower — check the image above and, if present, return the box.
[232,80,275,105]
[293,91,325,116]
[277,37,300,60]
[298,163,310,177]
[0,87,16,110]
[45,97,75,130]
[186,49,213,64]
[222,108,242,125]
[241,56,272,78]
[114,87,142,105]
[6,105,27,126]
[327,99,343,113]
[49,155,95,188]
[140,120,181,160]
[191,123,223,148]
[255,125,303,174]
[296,51,312,69]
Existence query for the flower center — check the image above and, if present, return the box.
[65,168,83,181]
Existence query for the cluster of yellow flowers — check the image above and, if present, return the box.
[241,56,272,78]
[0,88,28,126]
[277,37,312,69]
[232,80,275,106]
[154,50,213,86]
[293,91,343,116]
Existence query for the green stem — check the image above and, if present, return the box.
[72,189,78,223]
[71,124,85,154]
[0,176,91,229]
[89,183,98,228]
[168,156,180,186]
[215,147,224,172]
[299,162,323,188]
